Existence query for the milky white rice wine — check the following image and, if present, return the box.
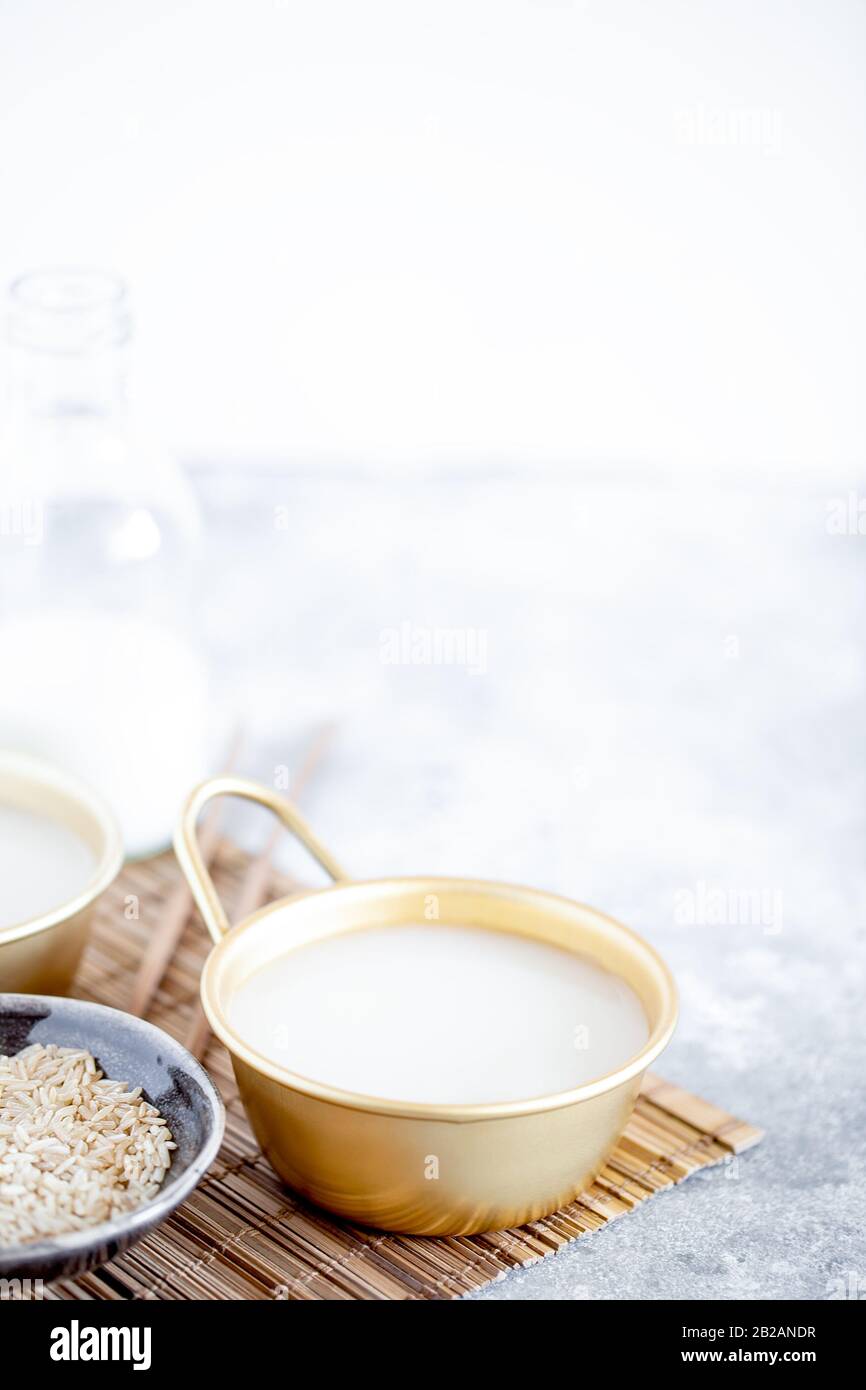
[228,923,649,1105]
[0,804,96,931]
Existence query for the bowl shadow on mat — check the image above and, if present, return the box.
[0,994,225,1284]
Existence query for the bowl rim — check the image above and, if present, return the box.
[0,751,124,946]
[200,876,679,1124]
[0,993,225,1271]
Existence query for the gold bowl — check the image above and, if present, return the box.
[0,751,123,995]
[176,776,678,1236]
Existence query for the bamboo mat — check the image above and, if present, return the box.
[47,847,762,1301]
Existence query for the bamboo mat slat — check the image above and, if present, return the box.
[45,847,762,1301]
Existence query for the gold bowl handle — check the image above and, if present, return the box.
[175,775,348,945]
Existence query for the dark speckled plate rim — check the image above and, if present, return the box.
[0,993,225,1273]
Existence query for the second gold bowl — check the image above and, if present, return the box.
[0,752,123,995]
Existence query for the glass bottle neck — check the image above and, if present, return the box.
[6,270,132,421]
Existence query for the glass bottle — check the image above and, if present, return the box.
[0,269,211,856]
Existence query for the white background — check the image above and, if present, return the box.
[1,0,864,474]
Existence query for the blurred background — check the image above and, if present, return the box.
[0,0,864,1298]
[1,0,864,473]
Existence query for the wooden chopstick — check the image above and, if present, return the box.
[127,728,243,1018]
[184,722,337,1059]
